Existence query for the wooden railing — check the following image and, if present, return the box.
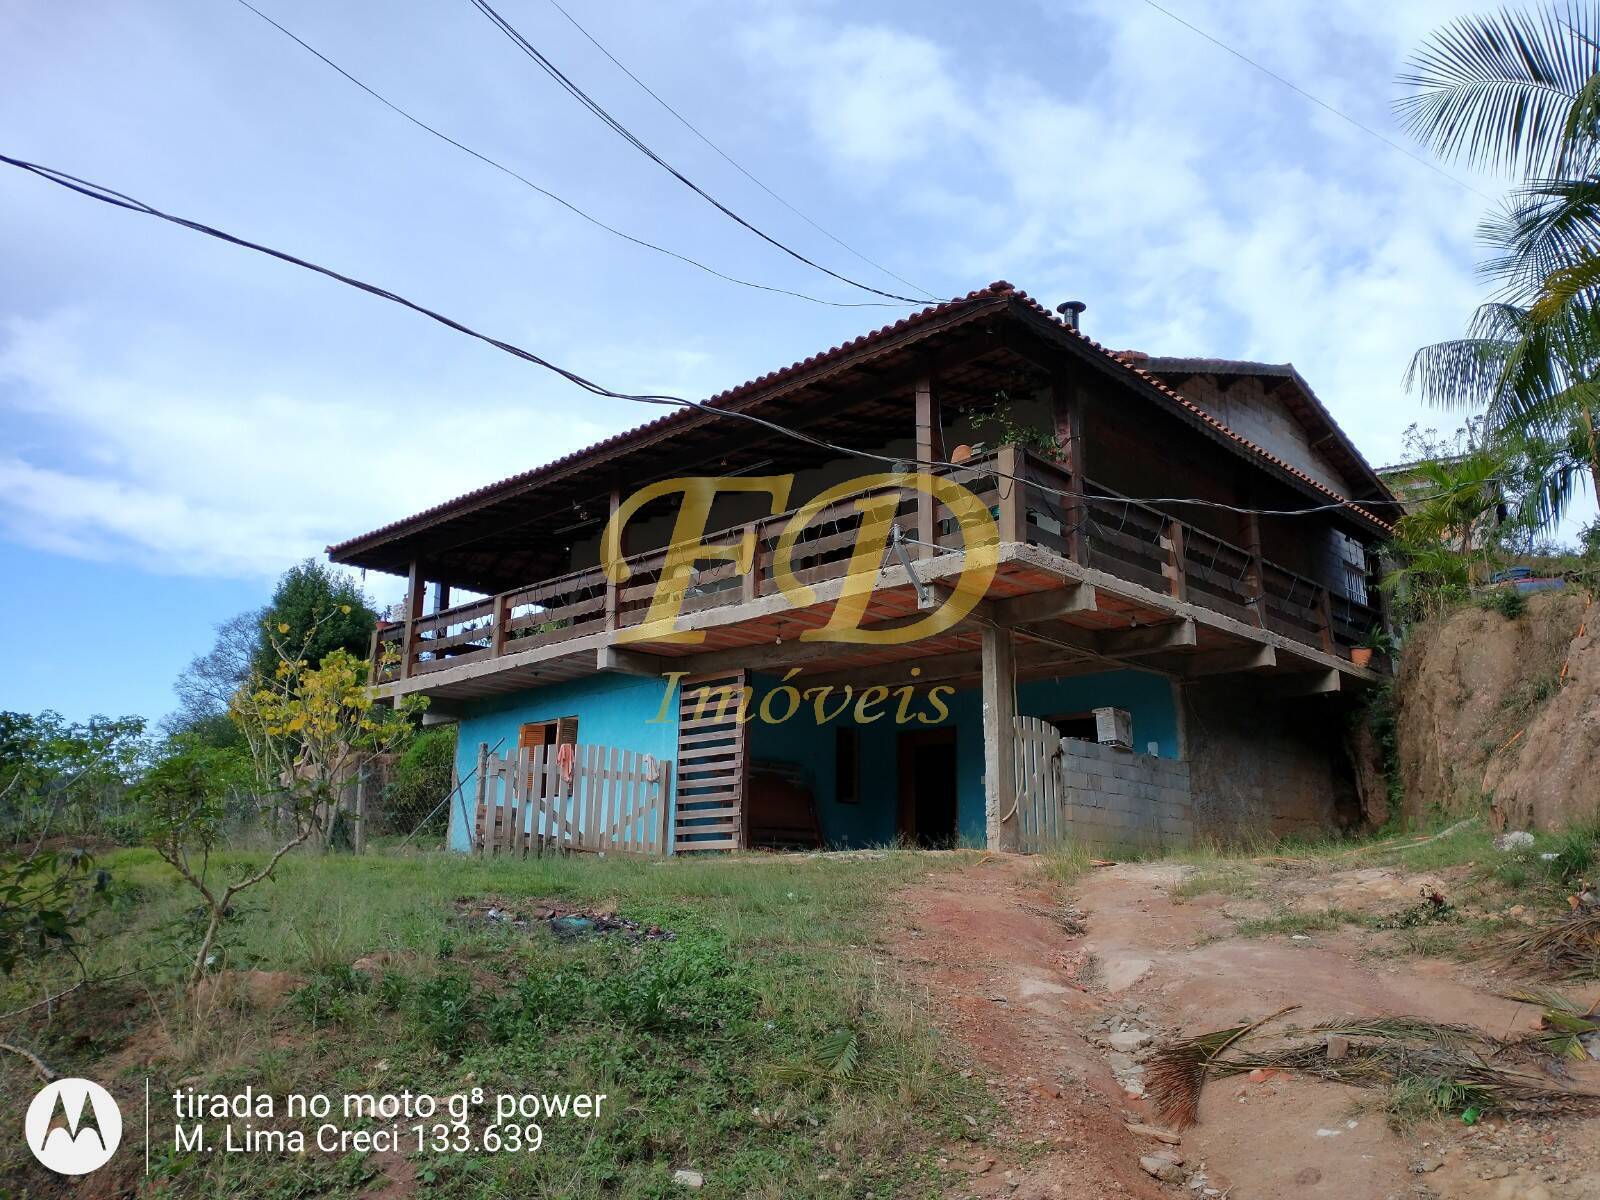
[374,447,1382,681]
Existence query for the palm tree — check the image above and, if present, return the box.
[1399,4,1600,526]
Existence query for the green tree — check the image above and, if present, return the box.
[1400,5,1600,528]
[251,559,378,681]
[144,622,420,988]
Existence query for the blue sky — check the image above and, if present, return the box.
[1,0,1589,723]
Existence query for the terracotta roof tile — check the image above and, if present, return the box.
[328,280,1388,558]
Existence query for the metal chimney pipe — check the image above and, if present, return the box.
[1057,300,1087,330]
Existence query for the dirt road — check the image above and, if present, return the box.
[883,855,1600,1200]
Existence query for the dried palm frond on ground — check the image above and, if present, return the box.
[1146,1012,1600,1130]
[1145,1005,1298,1128]
[1498,899,1600,980]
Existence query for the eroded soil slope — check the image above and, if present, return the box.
[883,854,1600,1200]
[1397,591,1598,831]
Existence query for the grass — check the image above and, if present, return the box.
[1034,841,1093,885]
[0,847,991,1199]
[1232,907,1374,938]
[1169,870,1257,903]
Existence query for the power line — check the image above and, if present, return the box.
[1136,0,1494,203]
[467,0,930,306]
[539,0,939,302]
[2,150,1416,524]
[232,0,891,309]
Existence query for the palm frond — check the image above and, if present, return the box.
[1306,1016,1490,1047]
[1397,3,1600,177]
[1479,179,1600,292]
[1146,1005,1297,1129]
[815,1027,860,1078]
[1406,335,1515,411]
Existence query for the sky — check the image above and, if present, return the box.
[1,0,1590,724]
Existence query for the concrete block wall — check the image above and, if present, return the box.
[1173,374,1351,495]
[1061,738,1193,855]
[1181,677,1361,843]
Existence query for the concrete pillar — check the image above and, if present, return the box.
[982,624,1019,850]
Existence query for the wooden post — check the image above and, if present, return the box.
[1317,586,1336,653]
[658,767,674,857]
[914,374,941,558]
[1242,511,1266,627]
[1166,518,1188,602]
[1053,374,1087,562]
[491,590,510,656]
[996,444,1026,543]
[352,765,367,855]
[400,561,424,678]
[366,626,382,684]
[432,582,451,613]
[605,485,622,631]
[472,741,489,853]
[981,625,1019,851]
[740,521,763,601]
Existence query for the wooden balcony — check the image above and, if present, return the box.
[371,447,1385,690]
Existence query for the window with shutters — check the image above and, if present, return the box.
[518,717,577,752]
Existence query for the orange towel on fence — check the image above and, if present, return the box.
[556,742,576,784]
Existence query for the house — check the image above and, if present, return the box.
[327,282,1396,856]
[1377,453,1507,544]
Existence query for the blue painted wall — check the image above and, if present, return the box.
[447,667,1180,852]
[747,669,1180,848]
[448,673,680,850]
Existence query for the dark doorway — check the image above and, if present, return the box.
[897,729,959,848]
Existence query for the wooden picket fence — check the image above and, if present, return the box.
[471,742,674,858]
[1012,715,1069,853]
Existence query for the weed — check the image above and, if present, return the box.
[1035,842,1092,885]
[1477,588,1526,620]
[1359,1075,1495,1132]
[1233,908,1371,938]
[1170,870,1256,903]
[412,970,476,1055]
[0,848,982,1198]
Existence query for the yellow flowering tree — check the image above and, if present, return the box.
[144,609,422,989]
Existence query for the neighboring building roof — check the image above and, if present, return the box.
[329,283,1393,578]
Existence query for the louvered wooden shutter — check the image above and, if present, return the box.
[555,716,579,746]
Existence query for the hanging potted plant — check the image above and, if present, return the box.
[1351,625,1394,668]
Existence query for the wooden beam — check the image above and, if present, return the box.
[1181,644,1277,678]
[1164,518,1187,602]
[1054,372,1087,562]
[914,373,941,561]
[399,561,424,680]
[605,486,622,631]
[1242,508,1266,627]
[981,625,1019,851]
[996,444,1026,543]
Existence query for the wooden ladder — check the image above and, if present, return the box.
[673,671,748,852]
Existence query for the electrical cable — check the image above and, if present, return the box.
[466,0,929,305]
[1136,0,1493,202]
[3,150,1477,526]
[538,0,939,302]
[232,0,892,308]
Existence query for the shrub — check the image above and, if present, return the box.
[381,727,457,838]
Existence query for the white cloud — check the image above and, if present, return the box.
[735,1,1497,468]
[0,311,620,579]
